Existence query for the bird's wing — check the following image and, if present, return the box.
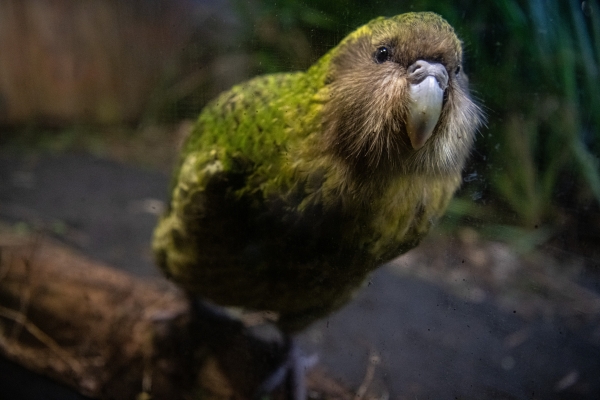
[152,144,249,284]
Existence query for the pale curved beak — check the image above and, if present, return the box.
[406,60,449,150]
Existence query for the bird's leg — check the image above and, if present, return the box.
[255,336,318,400]
[188,296,244,330]
[187,297,317,399]
[188,296,246,347]
[285,338,317,400]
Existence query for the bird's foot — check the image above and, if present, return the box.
[255,338,318,400]
[187,298,318,399]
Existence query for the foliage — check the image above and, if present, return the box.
[486,0,600,229]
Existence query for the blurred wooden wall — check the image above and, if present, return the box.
[0,0,197,125]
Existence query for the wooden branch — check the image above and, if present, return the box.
[0,229,351,400]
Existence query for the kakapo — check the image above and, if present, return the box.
[153,11,482,397]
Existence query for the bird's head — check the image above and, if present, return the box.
[320,12,483,178]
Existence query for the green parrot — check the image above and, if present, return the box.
[153,11,482,396]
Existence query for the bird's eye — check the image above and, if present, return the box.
[374,46,391,63]
[455,65,461,75]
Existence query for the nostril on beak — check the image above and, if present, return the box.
[407,60,449,90]
[407,62,423,75]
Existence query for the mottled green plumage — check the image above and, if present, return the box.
[153,12,482,332]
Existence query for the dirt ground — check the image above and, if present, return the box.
[1,150,600,399]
